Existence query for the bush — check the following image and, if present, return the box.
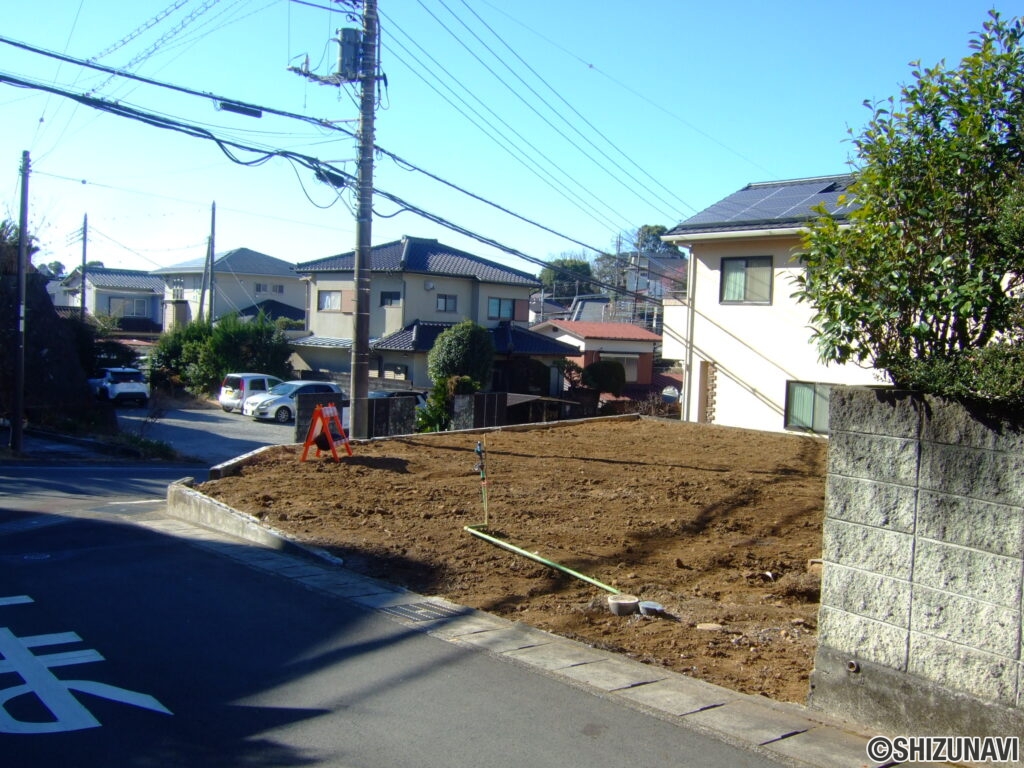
[581,360,626,396]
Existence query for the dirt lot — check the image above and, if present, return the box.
[198,416,827,704]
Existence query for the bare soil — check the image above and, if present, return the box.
[197,417,827,704]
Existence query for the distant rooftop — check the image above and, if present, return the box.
[296,236,539,288]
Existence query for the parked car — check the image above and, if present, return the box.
[219,373,285,413]
[368,390,428,409]
[88,367,150,406]
[242,380,344,423]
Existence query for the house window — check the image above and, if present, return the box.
[109,298,147,317]
[785,381,831,434]
[436,294,457,312]
[318,290,342,311]
[720,256,772,304]
[380,291,401,307]
[272,284,284,294]
[488,297,515,320]
[600,354,638,382]
[255,283,268,293]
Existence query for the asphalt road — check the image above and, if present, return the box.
[116,403,297,466]
[0,464,788,768]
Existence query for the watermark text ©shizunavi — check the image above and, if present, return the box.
[866,735,1019,764]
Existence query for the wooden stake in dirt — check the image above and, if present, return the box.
[474,439,489,528]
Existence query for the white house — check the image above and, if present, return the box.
[152,247,305,328]
[661,174,878,434]
[58,266,166,330]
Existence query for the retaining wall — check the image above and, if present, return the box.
[809,386,1024,737]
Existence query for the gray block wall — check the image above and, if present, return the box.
[809,387,1024,737]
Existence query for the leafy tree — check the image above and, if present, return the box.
[630,224,681,255]
[42,261,66,278]
[589,251,623,293]
[426,320,494,389]
[794,11,1024,403]
[581,360,626,397]
[152,314,293,397]
[539,256,594,298]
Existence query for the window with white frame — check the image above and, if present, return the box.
[436,294,457,312]
[784,381,831,434]
[318,290,342,311]
[488,297,515,320]
[720,256,772,304]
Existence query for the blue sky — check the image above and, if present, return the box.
[0,1,1015,275]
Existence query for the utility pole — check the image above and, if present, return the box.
[288,0,377,438]
[197,202,216,323]
[79,213,87,322]
[208,201,216,322]
[9,151,29,453]
[349,0,377,440]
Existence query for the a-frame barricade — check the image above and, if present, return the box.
[300,404,352,462]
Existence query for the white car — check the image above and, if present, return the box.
[242,380,344,423]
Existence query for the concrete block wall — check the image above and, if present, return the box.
[809,386,1024,737]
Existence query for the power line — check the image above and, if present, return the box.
[0,33,619,254]
[425,0,687,220]
[1,69,671,306]
[454,0,697,216]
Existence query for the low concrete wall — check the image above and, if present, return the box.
[809,386,1024,737]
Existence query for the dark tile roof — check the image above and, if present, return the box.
[67,267,166,293]
[152,247,297,277]
[234,299,306,322]
[666,174,857,237]
[371,320,578,357]
[296,236,540,288]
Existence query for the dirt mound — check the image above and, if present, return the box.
[198,417,827,703]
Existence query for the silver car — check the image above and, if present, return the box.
[242,380,344,423]
[218,373,284,413]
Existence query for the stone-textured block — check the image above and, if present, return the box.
[909,632,1019,705]
[821,563,911,627]
[920,395,1024,452]
[913,539,1022,608]
[829,387,922,438]
[827,431,919,485]
[818,606,908,670]
[916,490,1024,558]
[919,442,1024,508]
[822,519,914,580]
[911,587,1021,659]
[825,475,916,532]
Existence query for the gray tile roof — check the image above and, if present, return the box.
[152,247,297,277]
[70,267,166,293]
[371,320,578,356]
[296,236,540,288]
[666,174,857,237]
[289,336,353,349]
[234,299,306,322]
